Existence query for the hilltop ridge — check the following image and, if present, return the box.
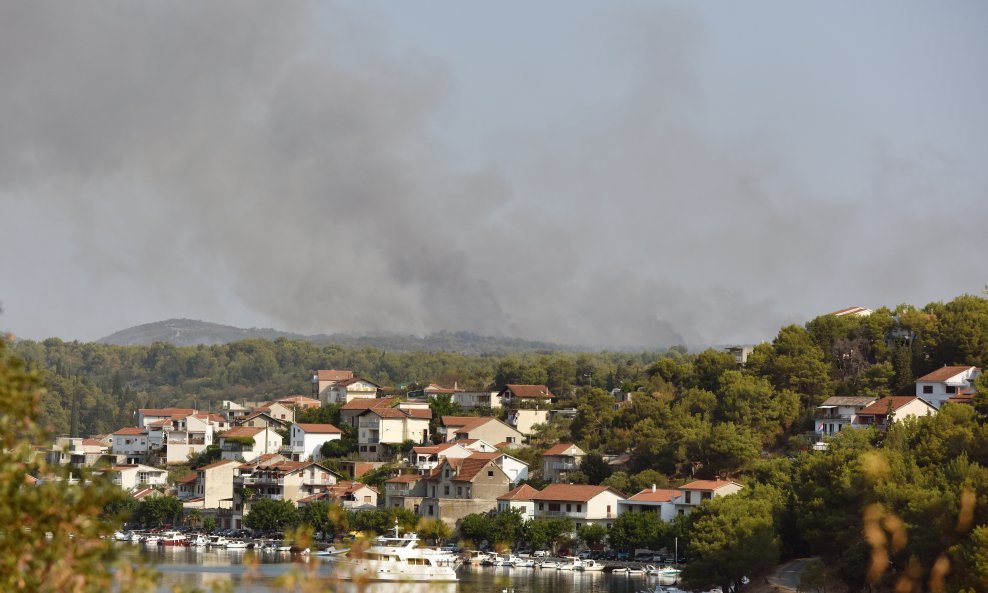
[96,318,577,355]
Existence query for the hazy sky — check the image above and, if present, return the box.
[1,1,986,349]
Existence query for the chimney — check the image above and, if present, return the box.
[652,484,656,493]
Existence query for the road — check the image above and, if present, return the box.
[765,558,815,591]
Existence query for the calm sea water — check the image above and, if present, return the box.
[123,545,657,593]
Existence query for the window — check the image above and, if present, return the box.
[702,492,712,500]
[566,504,572,512]
[444,486,450,496]
[538,503,544,511]
[488,470,494,477]
[369,446,376,452]
[576,504,582,512]
[549,503,560,512]
[414,504,420,513]
[678,509,685,516]
[457,486,463,497]
[922,385,933,394]
[428,505,434,516]
[946,385,956,394]
[506,437,515,443]
[444,469,450,478]
[364,495,371,502]
[685,491,692,504]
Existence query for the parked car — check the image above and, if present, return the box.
[533,550,549,558]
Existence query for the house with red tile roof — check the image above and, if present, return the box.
[497,384,557,405]
[440,416,524,446]
[108,463,169,492]
[618,485,682,521]
[356,406,432,461]
[671,480,744,516]
[312,369,355,400]
[856,396,937,429]
[542,443,585,483]
[46,436,112,468]
[320,377,381,405]
[530,484,625,530]
[341,397,397,428]
[286,422,342,462]
[496,483,540,519]
[915,365,981,409]
[417,456,513,525]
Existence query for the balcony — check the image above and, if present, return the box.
[550,462,579,471]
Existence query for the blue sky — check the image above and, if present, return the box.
[0,1,985,348]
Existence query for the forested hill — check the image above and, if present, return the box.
[97,318,575,354]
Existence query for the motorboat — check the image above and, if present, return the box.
[159,531,188,546]
[207,536,229,548]
[225,540,248,549]
[649,567,682,584]
[558,556,583,571]
[320,522,461,581]
[142,534,161,546]
[189,534,208,547]
[492,554,519,567]
[537,560,559,569]
[465,550,492,565]
[113,531,130,542]
[577,559,605,572]
[514,557,536,568]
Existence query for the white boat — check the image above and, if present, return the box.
[159,531,188,547]
[207,536,229,548]
[225,540,248,549]
[537,560,559,569]
[557,556,583,571]
[189,534,208,547]
[621,566,646,575]
[514,558,536,568]
[321,522,460,582]
[578,559,605,572]
[113,531,130,541]
[142,534,161,545]
[492,554,519,567]
[650,567,682,584]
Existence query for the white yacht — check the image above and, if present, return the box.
[322,523,461,582]
[577,559,604,571]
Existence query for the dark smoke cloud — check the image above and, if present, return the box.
[1,2,985,349]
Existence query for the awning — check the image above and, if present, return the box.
[817,405,837,409]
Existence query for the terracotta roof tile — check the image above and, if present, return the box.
[544,443,584,456]
[385,474,424,484]
[533,484,618,502]
[498,483,539,501]
[916,366,979,383]
[859,396,932,415]
[220,426,264,438]
[296,423,342,434]
[113,427,146,436]
[627,488,680,503]
[316,370,354,382]
[197,460,238,471]
[504,384,556,399]
[679,479,741,491]
[342,397,395,410]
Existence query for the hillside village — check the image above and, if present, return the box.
[43,359,980,539]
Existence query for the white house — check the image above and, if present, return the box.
[530,484,625,531]
[218,426,284,462]
[440,416,524,446]
[618,485,681,521]
[321,377,381,405]
[497,483,539,519]
[915,366,981,409]
[672,480,744,517]
[287,423,343,461]
[814,396,878,436]
[109,463,168,492]
[112,427,150,464]
[176,459,238,509]
[357,407,432,461]
[411,442,473,474]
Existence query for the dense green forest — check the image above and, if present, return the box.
[6,294,988,592]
